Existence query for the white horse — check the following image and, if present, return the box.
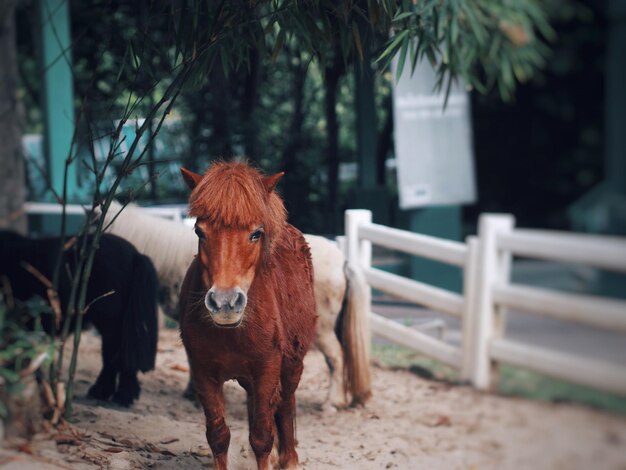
[99,201,372,408]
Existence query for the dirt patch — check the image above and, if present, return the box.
[2,329,626,469]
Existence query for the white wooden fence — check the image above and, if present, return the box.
[23,202,186,222]
[343,209,626,396]
[22,202,626,395]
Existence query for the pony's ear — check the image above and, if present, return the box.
[180,167,203,190]
[262,172,284,193]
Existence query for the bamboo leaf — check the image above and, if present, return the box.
[376,29,409,63]
[392,11,414,23]
[396,36,409,81]
[425,45,437,67]
[409,37,418,75]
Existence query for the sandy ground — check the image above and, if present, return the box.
[2,328,626,470]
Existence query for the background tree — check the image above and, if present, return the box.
[13,0,554,235]
[0,0,26,234]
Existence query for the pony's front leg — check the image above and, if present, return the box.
[249,368,281,470]
[88,331,118,401]
[276,361,304,469]
[194,375,230,470]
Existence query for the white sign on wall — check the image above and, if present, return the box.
[392,59,476,209]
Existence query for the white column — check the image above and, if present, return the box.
[344,210,373,270]
[460,236,479,381]
[468,214,515,389]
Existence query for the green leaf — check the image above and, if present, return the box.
[463,6,486,46]
[425,45,437,67]
[451,15,459,44]
[392,11,414,23]
[396,36,409,81]
[376,29,409,63]
[409,37,418,75]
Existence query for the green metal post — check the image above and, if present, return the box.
[600,0,626,297]
[606,0,626,207]
[351,16,392,225]
[38,0,76,201]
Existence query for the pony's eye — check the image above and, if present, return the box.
[250,229,263,242]
[194,227,205,240]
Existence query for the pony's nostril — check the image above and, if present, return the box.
[231,292,246,312]
[206,290,220,312]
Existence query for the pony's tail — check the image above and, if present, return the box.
[122,253,159,373]
[340,262,372,405]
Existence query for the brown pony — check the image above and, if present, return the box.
[179,162,317,470]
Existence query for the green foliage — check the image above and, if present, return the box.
[165,0,552,101]
[0,294,53,419]
[379,0,553,101]
[16,0,555,234]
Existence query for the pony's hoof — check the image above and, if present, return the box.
[111,390,135,407]
[112,384,140,407]
[182,385,195,400]
[279,452,299,470]
[268,440,280,469]
[88,382,114,402]
[321,402,339,414]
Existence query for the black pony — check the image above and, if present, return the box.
[0,231,159,406]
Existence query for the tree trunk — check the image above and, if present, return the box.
[0,1,26,233]
[376,95,393,186]
[184,62,233,171]
[280,55,306,175]
[324,52,344,234]
[139,0,157,201]
[241,47,261,161]
[279,53,307,219]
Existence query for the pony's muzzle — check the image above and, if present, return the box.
[205,287,247,326]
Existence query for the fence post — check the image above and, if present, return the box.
[467,213,515,390]
[460,236,479,382]
[345,210,373,269]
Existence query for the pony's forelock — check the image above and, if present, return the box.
[188,161,287,245]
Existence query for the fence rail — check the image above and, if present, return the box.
[24,201,185,222]
[493,283,626,333]
[359,222,467,266]
[497,229,626,272]
[490,338,626,397]
[370,312,462,367]
[344,209,626,397]
[364,267,464,317]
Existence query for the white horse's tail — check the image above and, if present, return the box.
[339,262,372,405]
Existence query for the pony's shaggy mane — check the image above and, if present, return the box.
[188,161,287,245]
